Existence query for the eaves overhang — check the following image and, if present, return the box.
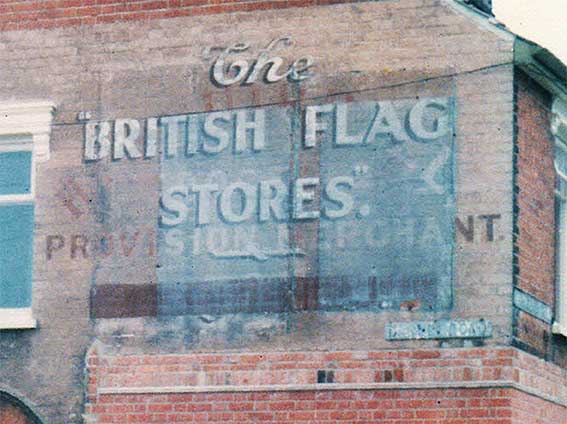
[449,0,567,100]
[514,36,567,101]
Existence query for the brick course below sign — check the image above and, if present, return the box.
[84,347,567,423]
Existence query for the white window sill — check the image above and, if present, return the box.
[0,308,37,330]
[552,322,567,338]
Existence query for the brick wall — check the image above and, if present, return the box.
[0,0,521,421]
[0,0,363,31]
[84,347,567,423]
[513,69,556,358]
[511,391,567,424]
[88,389,516,423]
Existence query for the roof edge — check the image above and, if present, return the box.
[445,0,515,42]
[449,0,567,100]
[514,36,567,100]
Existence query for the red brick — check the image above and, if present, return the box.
[0,0,340,31]
[86,348,567,423]
[514,69,556,359]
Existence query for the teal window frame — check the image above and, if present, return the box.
[0,101,55,329]
[0,139,36,313]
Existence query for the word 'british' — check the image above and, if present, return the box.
[83,98,450,161]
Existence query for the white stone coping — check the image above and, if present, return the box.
[552,322,567,338]
[96,380,567,409]
[0,308,37,330]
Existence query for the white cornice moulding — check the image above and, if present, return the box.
[0,308,37,330]
[0,101,56,162]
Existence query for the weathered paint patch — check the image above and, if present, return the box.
[513,288,553,324]
[153,96,455,315]
[158,278,291,316]
[385,319,493,341]
[90,284,157,318]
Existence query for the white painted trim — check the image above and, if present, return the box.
[553,99,567,145]
[0,101,56,162]
[552,322,567,338]
[0,102,55,320]
[554,98,567,333]
[0,308,37,329]
[0,141,33,151]
[0,194,34,204]
[96,380,567,408]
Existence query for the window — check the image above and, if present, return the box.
[553,98,567,337]
[0,102,55,329]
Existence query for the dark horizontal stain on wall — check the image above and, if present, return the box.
[90,284,158,318]
[158,278,292,316]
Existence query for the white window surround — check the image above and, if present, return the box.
[0,101,56,330]
[0,102,56,163]
[0,308,37,330]
[553,97,567,337]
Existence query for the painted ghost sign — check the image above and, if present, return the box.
[313,100,454,311]
[83,96,455,315]
[208,37,315,87]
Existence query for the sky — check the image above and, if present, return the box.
[494,0,567,63]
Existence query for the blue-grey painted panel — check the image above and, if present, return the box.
[0,151,32,196]
[157,97,455,315]
[513,288,553,324]
[317,99,454,311]
[385,319,493,340]
[0,204,34,308]
[158,106,294,315]
[555,144,567,177]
